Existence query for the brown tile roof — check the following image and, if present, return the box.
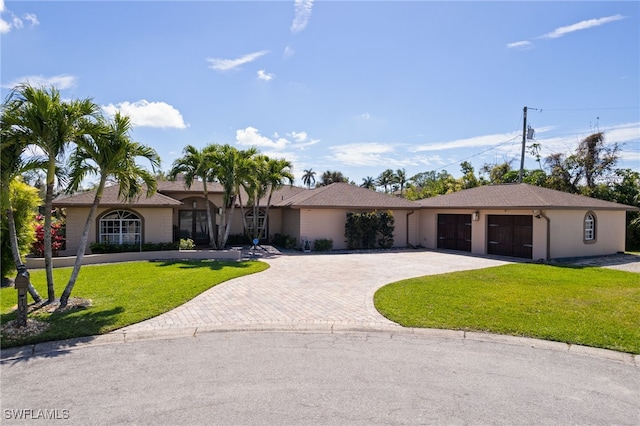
[53,184,183,207]
[156,179,225,193]
[275,182,417,209]
[416,183,639,211]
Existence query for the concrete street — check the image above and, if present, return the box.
[1,250,639,425]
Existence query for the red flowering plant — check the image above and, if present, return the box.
[31,212,66,257]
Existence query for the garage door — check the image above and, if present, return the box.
[487,215,532,259]
[437,214,471,252]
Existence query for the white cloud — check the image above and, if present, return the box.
[0,1,39,34]
[288,131,320,149]
[235,127,320,154]
[2,74,77,89]
[102,100,187,129]
[541,15,626,39]
[410,130,522,152]
[283,46,295,58]
[257,69,274,81]
[507,40,533,49]
[206,50,269,72]
[327,142,414,167]
[357,112,371,120]
[291,0,314,33]
[236,127,288,150]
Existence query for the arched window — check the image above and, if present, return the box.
[99,210,141,245]
[584,211,596,243]
[245,209,267,240]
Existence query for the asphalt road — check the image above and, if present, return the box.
[2,330,638,425]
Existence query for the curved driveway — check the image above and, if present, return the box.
[118,250,511,334]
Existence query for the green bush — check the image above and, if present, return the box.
[179,238,195,250]
[344,210,395,249]
[272,233,297,249]
[90,241,178,254]
[226,233,251,245]
[313,238,333,251]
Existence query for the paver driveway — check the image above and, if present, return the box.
[118,250,511,334]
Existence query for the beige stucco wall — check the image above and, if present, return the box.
[297,208,413,250]
[417,208,626,260]
[545,209,625,258]
[61,206,174,255]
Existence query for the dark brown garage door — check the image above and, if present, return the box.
[437,214,472,252]
[487,215,532,259]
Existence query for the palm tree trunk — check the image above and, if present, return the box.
[6,206,42,303]
[203,182,217,249]
[60,181,104,307]
[258,190,273,241]
[221,194,237,248]
[44,179,55,303]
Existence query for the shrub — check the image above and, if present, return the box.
[313,238,333,251]
[179,238,195,250]
[272,233,297,249]
[90,241,178,254]
[30,213,65,257]
[344,210,395,249]
[226,233,251,245]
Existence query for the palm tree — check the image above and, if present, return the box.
[377,169,394,193]
[211,144,257,248]
[2,84,99,302]
[395,168,407,195]
[302,168,316,189]
[360,176,376,190]
[169,145,217,249]
[59,113,160,307]
[318,170,347,186]
[258,157,294,239]
[0,113,44,303]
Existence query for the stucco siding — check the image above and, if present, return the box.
[547,210,625,258]
[61,207,173,255]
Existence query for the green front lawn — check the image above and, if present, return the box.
[1,260,268,348]
[374,264,640,354]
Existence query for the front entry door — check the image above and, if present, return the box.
[179,210,210,245]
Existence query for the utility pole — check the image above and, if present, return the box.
[518,106,537,183]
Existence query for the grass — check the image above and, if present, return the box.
[1,259,268,348]
[374,263,640,354]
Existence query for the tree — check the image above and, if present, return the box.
[377,169,394,193]
[544,153,577,193]
[1,84,98,302]
[395,168,407,195]
[211,144,257,248]
[360,176,376,190]
[169,145,217,249]
[573,132,620,196]
[241,155,294,243]
[259,157,294,238]
[317,170,348,186]
[302,168,316,189]
[0,111,45,300]
[459,161,479,189]
[59,113,160,307]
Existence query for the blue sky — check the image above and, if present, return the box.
[2,0,638,187]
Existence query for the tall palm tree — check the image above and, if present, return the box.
[211,144,257,249]
[2,84,99,302]
[59,113,160,307]
[169,145,217,249]
[302,168,316,189]
[377,168,394,193]
[258,157,294,239]
[395,168,407,195]
[0,113,44,303]
[360,176,376,190]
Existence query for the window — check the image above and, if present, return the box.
[245,209,267,240]
[99,210,141,245]
[584,212,596,243]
